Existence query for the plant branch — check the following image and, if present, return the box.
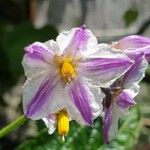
[0,115,28,138]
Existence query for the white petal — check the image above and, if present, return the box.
[22,41,56,78]
[78,43,133,87]
[108,103,119,141]
[46,77,101,125]
[68,77,102,124]
[56,27,98,56]
[108,103,130,141]
[42,115,56,134]
[124,57,148,97]
[44,40,61,55]
[23,69,60,120]
[22,54,51,78]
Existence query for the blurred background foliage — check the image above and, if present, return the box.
[0,0,150,150]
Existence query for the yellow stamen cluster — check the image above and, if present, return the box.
[57,110,69,141]
[53,55,76,83]
[61,61,76,83]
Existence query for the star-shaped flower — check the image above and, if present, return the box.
[22,26,133,138]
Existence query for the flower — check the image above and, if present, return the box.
[22,26,133,138]
[112,35,150,104]
[102,35,150,143]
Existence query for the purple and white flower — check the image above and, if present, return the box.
[112,35,150,102]
[102,35,150,143]
[22,26,133,136]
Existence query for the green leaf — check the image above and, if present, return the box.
[0,22,58,83]
[123,8,139,27]
[16,107,141,150]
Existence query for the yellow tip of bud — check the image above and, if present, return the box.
[57,110,69,138]
[61,62,76,83]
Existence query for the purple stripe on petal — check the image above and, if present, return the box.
[64,26,89,56]
[144,46,150,63]
[71,25,89,49]
[25,42,53,63]
[69,79,93,125]
[135,46,150,63]
[25,75,58,117]
[78,57,133,85]
[113,35,150,49]
[26,53,44,61]
[123,52,146,87]
[103,105,113,144]
[142,45,150,63]
[125,45,150,63]
[80,58,131,73]
[117,91,135,108]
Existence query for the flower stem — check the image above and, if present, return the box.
[0,115,28,138]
